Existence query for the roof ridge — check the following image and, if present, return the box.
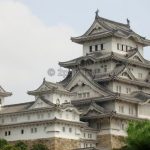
[98,16,129,28]
[3,101,34,107]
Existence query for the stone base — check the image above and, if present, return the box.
[10,138,80,150]
[97,134,125,150]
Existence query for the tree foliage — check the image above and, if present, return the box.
[0,139,8,149]
[14,141,28,150]
[0,140,28,150]
[31,143,49,150]
[124,120,150,150]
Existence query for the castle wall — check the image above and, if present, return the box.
[0,123,82,141]
[10,138,80,150]
[97,134,125,150]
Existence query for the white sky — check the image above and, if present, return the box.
[0,0,150,104]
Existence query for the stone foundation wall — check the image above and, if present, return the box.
[111,135,125,150]
[97,134,125,150]
[10,138,80,150]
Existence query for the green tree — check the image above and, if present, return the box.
[31,143,48,150]
[0,139,8,149]
[124,120,150,150]
[3,145,20,150]
[14,141,28,150]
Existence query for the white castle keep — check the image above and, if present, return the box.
[1,12,150,150]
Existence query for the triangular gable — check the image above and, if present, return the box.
[118,67,135,80]
[28,80,57,95]
[66,69,110,97]
[129,50,145,63]
[83,20,110,36]
[83,103,105,117]
[29,97,54,109]
[61,104,81,115]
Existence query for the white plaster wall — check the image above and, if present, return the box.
[128,65,149,80]
[81,130,97,140]
[0,97,5,106]
[138,104,150,119]
[85,61,116,77]
[80,143,96,148]
[99,118,127,136]
[112,37,144,56]
[71,84,101,100]
[44,93,71,104]
[83,37,112,56]
[0,109,80,125]
[115,101,137,116]
[111,81,139,94]
[0,123,82,141]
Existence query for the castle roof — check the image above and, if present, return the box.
[0,86,12,97]
[59,49,150,69]
[28,79,72,96]
[71,15,150,46]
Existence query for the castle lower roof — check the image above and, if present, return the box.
[59,49,150,69]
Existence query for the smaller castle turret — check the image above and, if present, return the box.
[0,86,12,107]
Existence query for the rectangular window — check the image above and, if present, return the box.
[101,44,104,50]
[104,65,107,72]
[62,127,65,132]
[123,45,126,51]
[116,85,121,93]
[95,45,98,51]
[129,106,134,115]
[126,87,131,93]
[21,129,24,134]
[126,46,128,52]
[121,45,123,51]
[95,68,100,74]
[138,73,142,79]
[69,128,72,133]
[87,92,90,98]
[34,128,37,133]
[89,46,92,52]
[84,133,86,138]
[8,131,11,136]
[5,131,7,136]
[88,133,92,138]
[117,43,120,50]
[119,105,124,113]
[78,93,82,98]
[31,128,33,133]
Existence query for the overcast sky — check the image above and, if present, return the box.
[1,0,150,104]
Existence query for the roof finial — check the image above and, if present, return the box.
[43,77,46,83]
[127,18,130,27]
[95,9,99,19]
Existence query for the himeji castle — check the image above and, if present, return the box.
[1,11,150,150]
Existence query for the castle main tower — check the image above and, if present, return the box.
[59,11,150,149]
